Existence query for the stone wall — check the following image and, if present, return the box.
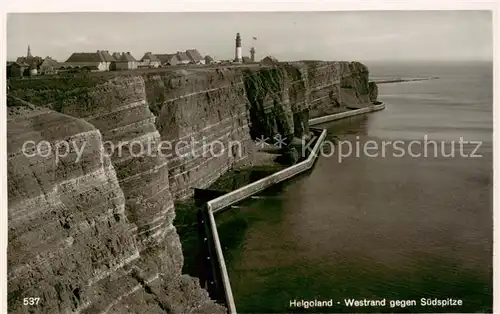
[309,103,386,126]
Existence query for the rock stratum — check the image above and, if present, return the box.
[7,61,378,314]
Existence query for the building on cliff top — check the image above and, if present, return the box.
[16,45,42,68]
[204,55,215,64]
[114,52,138,71]
[15,45,59,75]
[64,50,114,71]
[250,47,256,62]
[156,49,206,66]
[100,50,115,63]
[38,57,59,75]
[175,51,191,65]
[6,61,29,78]
[139,52,161,68]
[111,52,121,60]
[156,53,179,66]
[186,49,205,64]
[261,55,279,65]
[234,32,242,63]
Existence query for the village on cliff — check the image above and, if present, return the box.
[6,33,279,78]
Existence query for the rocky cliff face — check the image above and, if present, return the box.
[142,69,253,200]
[7,95,225,314]
[7,61,377,313]
[242,61,377,142]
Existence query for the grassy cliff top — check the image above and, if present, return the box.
[7,60,363,91]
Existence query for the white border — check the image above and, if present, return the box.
[493,5,499,314]
[1,4,6,314]
[1,2,498,314]
[2,1,499,12]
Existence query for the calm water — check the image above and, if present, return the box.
[217,62,493,313]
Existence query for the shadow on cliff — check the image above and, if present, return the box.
[243,67,294,141]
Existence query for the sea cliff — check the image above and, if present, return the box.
[7,61,378,313]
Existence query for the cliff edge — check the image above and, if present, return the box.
[7,61,378,313]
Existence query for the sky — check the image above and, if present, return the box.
[6,11,493,63]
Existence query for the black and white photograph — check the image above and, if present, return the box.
[2,3,497,314]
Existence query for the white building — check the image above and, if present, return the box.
[139,52,161,68]
[64,50,114,71]
[115,52,138,70]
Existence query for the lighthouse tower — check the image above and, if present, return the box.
[234,33,242,63]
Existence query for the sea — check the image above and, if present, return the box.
[216,61,493,313]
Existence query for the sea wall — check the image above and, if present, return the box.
[6,61,378,313]
[309,102,386,126]
[206,128,328,314]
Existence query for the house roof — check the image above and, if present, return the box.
[261,56,278,63]
[66,50,114,63]
[141,52,160,62]
[118,52,137,62]
[204,55,214,62]
[8,61,29,68]
[16,56,43,66]
[186,49,203,62]
[66,52,104,63]
[156,53,178,64]
[10,56,58,70]
[99,50,115,62]
[40,57,58,66]
[176,51,190,62]
[112,52,122,60]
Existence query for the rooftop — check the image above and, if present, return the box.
[186,49,203,62]
[155,53,178,64]
[141,52,160,62]
[176,51,190,62]
[66,50,115,63]
[117,52,137,62]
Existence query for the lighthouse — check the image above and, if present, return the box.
[234,33,242,63]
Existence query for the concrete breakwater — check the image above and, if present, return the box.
[200,103,386,313]
[309,102,386,126]
[7,61,379,313]
[204,128,327,314]
[372,76,439,84]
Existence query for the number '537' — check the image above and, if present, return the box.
[23,297,40,306]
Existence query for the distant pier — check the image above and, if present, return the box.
[371,76,439,84]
